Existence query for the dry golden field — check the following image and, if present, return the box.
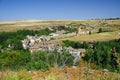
[0,20,120,32]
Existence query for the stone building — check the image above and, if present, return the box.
[76,27,89,36]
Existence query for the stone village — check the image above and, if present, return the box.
[21,26,89,65]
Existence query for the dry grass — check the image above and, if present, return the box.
[50,31,120,43]
[0,20,120,32]
[0,66,120,80]
[66,31,120,41]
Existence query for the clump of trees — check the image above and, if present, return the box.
[98,28,109,33]
[0,50,31,70]
[104,18,120,20]
[62,40,90,49]
[64,28,77,34]
[62,39,120,73]
[37,28,55,36]
[0,50,74,71]
[84,39,120,72]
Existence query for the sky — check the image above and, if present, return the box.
[0,0,120,21]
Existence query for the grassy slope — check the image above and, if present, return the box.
[64,31,120,41]
[49,31,120,43]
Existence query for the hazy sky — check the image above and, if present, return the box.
[0,0,120,21]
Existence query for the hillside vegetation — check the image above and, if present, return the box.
[0,19,120,80]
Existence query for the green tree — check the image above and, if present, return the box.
[98,28,102,33]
